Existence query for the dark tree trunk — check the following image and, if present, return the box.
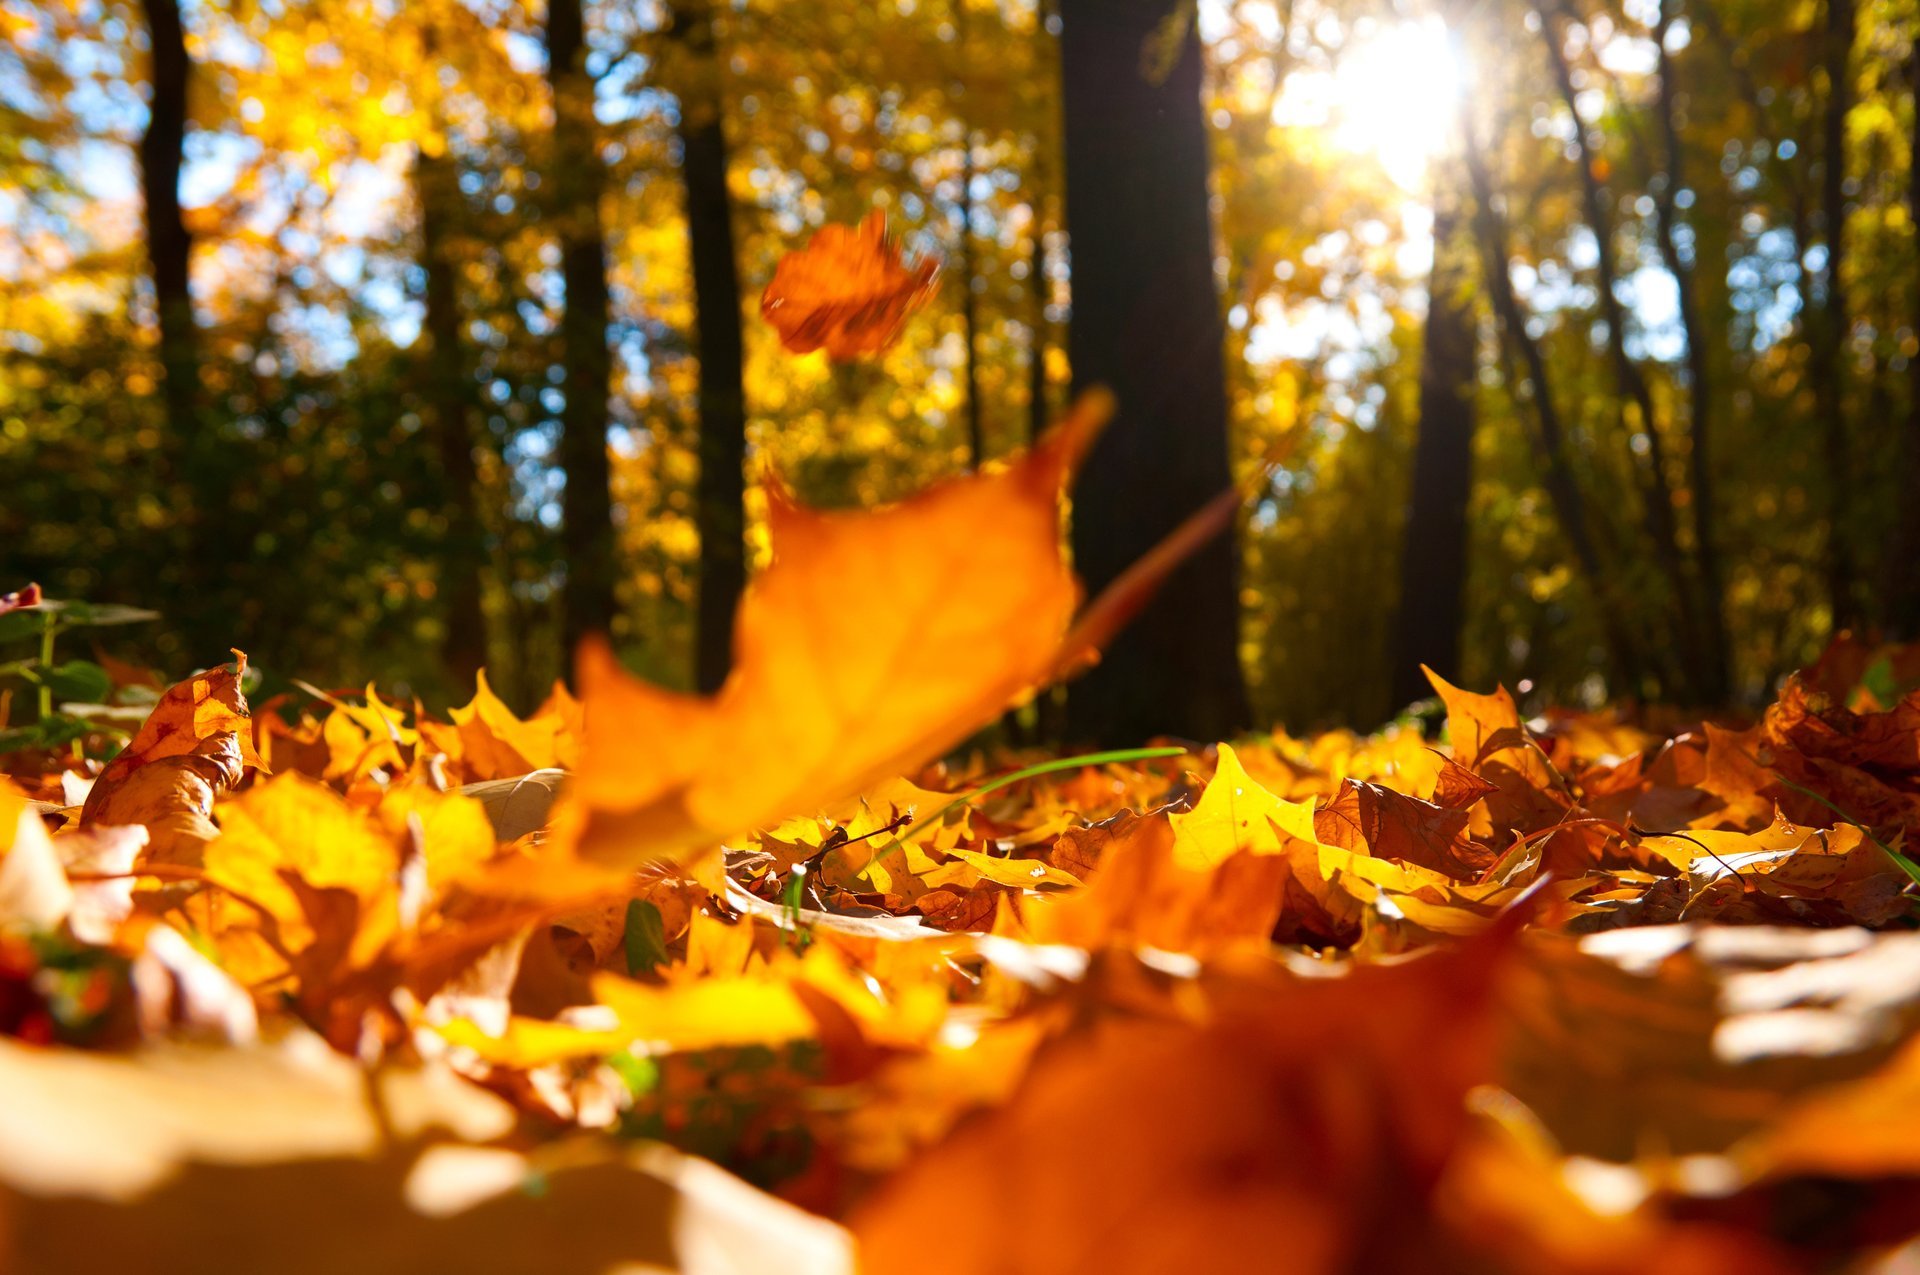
[139,0,211,648]
[1388,174,1477,711]
[672,1,749,696]
[1058,0,1249,746]
[1651,0,1730,701]
[1812,0,1858,627]
[415,148,489,688]
[547,0,618,656]
[140,0,194,449]
[1028,223,1052,445]
[958,128,985,466]
[1890,43,1920,638]
[1464,115,1650,694]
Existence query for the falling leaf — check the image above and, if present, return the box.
[536,394,1109,889]
[759,211,940,360]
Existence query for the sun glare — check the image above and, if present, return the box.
[1276,16,1465,191]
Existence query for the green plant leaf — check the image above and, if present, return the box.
[624,899,669,976]
[43,660,113,705]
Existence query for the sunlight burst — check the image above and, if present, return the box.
[1278,16,1466,191]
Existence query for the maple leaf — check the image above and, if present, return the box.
[759,211,940,360]
[526,394,1109,891]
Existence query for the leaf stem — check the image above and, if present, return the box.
[1743,748,1920,887]
[36,611,55,721]
[852,745,1189,874]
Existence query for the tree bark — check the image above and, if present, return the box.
[547,0,618,657]
[672,1,749,696]
[1058,0,1249,745]
[1812,0,1858,627]
[415,147,489,688]
[1388,170,1477,711]
[1891,42,1920,638]
[958,127,985,466]
[1650,0,1730,701]
[139,0,195,446]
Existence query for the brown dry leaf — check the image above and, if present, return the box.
[536,395,1109,889]
[1315,779,1493,883]
[759,211,939,360]
[78,653,262,862]
[1426,666,1569,833]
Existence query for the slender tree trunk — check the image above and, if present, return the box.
[140,0,194,441]
[547,0,618,656]
[1812,0,1858,627]
[1539,6,1706,695]
[1028,222,1052,445]
[139,0,209,646]
[1892,44,1920,638]
[1463,115,1648,694]
[958,128,985,466]
[1058,0,1249,745]
[415,148,489,687]
[1389,170,1477,711]
[1651,0,1730,701]
[673,1,749,695]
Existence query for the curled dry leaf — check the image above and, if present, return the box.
[759,211,939,360]
[78,653,262,863]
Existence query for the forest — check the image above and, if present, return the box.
[5,0,1920,1270]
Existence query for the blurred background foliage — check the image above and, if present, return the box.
[1,0,1917,736]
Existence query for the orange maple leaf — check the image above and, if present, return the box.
[760,211,940,361]
[518,393,1110,892]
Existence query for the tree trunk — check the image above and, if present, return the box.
[547,0,618,656]
[1538,5,1707,695]
[1058,0,1249,745]
[140,0,194,450]
[958,128,985,466]
[1028,221,1052,445]
[1651,0,1730,701]
[139,0,210,649]
[415,148,489,688]
[1890,42,1920,638]
[1812,0,1858,627]
[672,1,749,696]
[1463,114,1649,694]
[1388,171,1477,711]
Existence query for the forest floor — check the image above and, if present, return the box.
[7,460,1920,1272]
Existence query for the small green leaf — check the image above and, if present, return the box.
[0,714,92,754]
[605,1049,659,1097]
[623,899,668,976]
[43,660,112,705]
[53,601,161,628]
[0,611,49,644]
[1859,656,1899,707]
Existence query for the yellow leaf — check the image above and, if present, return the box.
[1169,742,1319,870]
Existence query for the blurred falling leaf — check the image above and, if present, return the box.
[759,211,940,361]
